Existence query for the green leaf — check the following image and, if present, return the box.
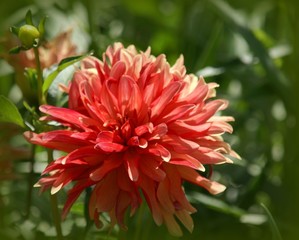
[188,192,245,217]
[25,10,34,25]
[0,95,24,128]
[42,52,93,95]
[261,203,283,240]
[208,0,291,108]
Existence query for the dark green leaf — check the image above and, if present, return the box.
[42,52,93,95]
[0,95,24,128]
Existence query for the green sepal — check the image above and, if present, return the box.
[25,10,34,25]
[9,46,22,54]
[10,26,19,36]
[38,16,47,38]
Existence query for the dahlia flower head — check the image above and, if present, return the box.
[25,42,239,236]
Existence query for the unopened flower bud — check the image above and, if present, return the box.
[18,25,40,49]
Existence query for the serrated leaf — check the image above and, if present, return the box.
[0,95,24,128]
[42,52,93,95]
[25,10,34,25]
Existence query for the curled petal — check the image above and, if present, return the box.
[147,143,171,162]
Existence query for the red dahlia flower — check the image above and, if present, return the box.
[24,43,239,236]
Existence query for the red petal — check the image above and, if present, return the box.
[95,142,127,152]
[168,121,211,137]
[61,146,99,164]
[90,156,123,181]
[134,122,153,136]
[162,134,199,153]
[139,174,163,225]
[23,131,96,152]
[157,178,175,213]
[40,105,97,130]
[90,172,119,212]
[124,151,139,181]
[139,157,166,182]
[147,143,171,162]
[151,81,181,119]
[148,123,168,140]
[110,61,126,80]
[177,166,226,194]
[118,75,133,115]
[189,148,227,164]
[170,152,205,171]
[160,104,195,123]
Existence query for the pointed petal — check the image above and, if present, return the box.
[90,156,123,181]
[39,105,96,130]
[160,104,195,123]
[110,61,126,79]
[124,151,139,181]
[95,142,127,152]
[175,210,194,233]
[157,178,175,213]
[162,210,183,237]
[118,75,133,115]
[139,157,166,182]
[177,166,226,194]
[151,81,181,119]
[162,134,199,153]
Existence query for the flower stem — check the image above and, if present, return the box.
[25,144,36,219]
[47,149,63,240]
[133,202,146,240]
[33,47,45,105]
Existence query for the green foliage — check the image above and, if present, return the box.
[0,95,24,127]
[42,52,93,96]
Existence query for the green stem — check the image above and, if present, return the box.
[133,202,146,240]
[25,144,36,219]
[47,149,63,240]
[261,203,283,240]
[33,47,45,105]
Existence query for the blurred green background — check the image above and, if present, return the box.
[0,0,299,239]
